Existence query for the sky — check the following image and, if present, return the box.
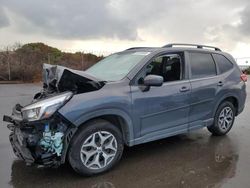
[1,0,250,59]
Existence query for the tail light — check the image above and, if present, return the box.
[241,73,248,82]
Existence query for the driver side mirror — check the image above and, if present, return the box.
[143,75,163,87]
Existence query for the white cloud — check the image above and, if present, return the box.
[1,0,250,57]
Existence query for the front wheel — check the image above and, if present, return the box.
[68,119,124,176]
[207,101,236,136]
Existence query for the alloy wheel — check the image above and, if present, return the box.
[218,106,233,131]
[80,131,118,170]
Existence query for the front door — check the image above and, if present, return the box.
[131,52,191,142]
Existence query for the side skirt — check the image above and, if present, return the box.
[130,124,188,146]
[128,118,214,146]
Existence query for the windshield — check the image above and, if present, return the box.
[85,51,150,81]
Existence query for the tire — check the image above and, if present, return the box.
[207,101,236,136]
[68,119,124,176]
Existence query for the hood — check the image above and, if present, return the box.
[42,64,105,94]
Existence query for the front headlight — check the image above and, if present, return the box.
[22,92,73,121]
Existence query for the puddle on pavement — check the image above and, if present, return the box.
[8,131,239,188]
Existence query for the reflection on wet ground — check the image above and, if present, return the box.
[9,132,238,188]
[0,83,249,188]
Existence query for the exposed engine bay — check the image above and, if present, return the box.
[3,64,105,167]
[39,123,64,157]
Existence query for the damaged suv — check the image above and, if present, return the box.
[3,43,247,176]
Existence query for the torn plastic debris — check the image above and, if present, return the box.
[39,123,64,156]
[33,64,106,101]
[42,64,105,94]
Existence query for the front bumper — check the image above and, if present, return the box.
[4,111,77,167]
[10,130,35,164]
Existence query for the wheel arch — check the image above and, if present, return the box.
[73,109,134,146]
[213,95,239,117]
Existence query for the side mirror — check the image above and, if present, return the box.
[143,75,163,87]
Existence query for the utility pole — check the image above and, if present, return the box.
[7,46,11,81]
[81,51,84,70]
[48,53,50,64]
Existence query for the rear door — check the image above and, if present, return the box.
[188,52,221,130]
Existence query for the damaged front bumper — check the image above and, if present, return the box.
[3,63,105,168]
[4,109,76,168]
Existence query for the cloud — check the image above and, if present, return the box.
[0,7,9,28]
[238,2,250,37]
[2,0,137,40]
[1,0,250,54]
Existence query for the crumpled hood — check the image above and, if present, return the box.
[42,64,105,94]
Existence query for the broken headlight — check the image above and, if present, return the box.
[22,92,73,121]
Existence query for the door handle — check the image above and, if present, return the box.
[217,81,224,86]
[179,86,190,92]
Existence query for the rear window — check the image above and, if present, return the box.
[189,52,216,79]
[212,54,233,74]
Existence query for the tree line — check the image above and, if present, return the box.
[0,42,104,82]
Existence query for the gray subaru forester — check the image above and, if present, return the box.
[3,43,247,176]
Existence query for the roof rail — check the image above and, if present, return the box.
[162,43,221,51]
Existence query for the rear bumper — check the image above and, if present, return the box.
[237,84,247,116]
[237,104,245,115]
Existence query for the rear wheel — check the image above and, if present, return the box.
[68,119,124,176]
[207,101,236,136]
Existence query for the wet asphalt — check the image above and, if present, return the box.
[0,81,250,188]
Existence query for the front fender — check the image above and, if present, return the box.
[59,108,135,146]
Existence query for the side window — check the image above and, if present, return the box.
[136,53,183,85]
[146,54,182,82]
[212,54,233,74]
[189,52,216,79]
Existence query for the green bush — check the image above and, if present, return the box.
[0,43,103,82]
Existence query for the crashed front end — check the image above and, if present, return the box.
[3,64,104,167]
[3,92,76,167]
